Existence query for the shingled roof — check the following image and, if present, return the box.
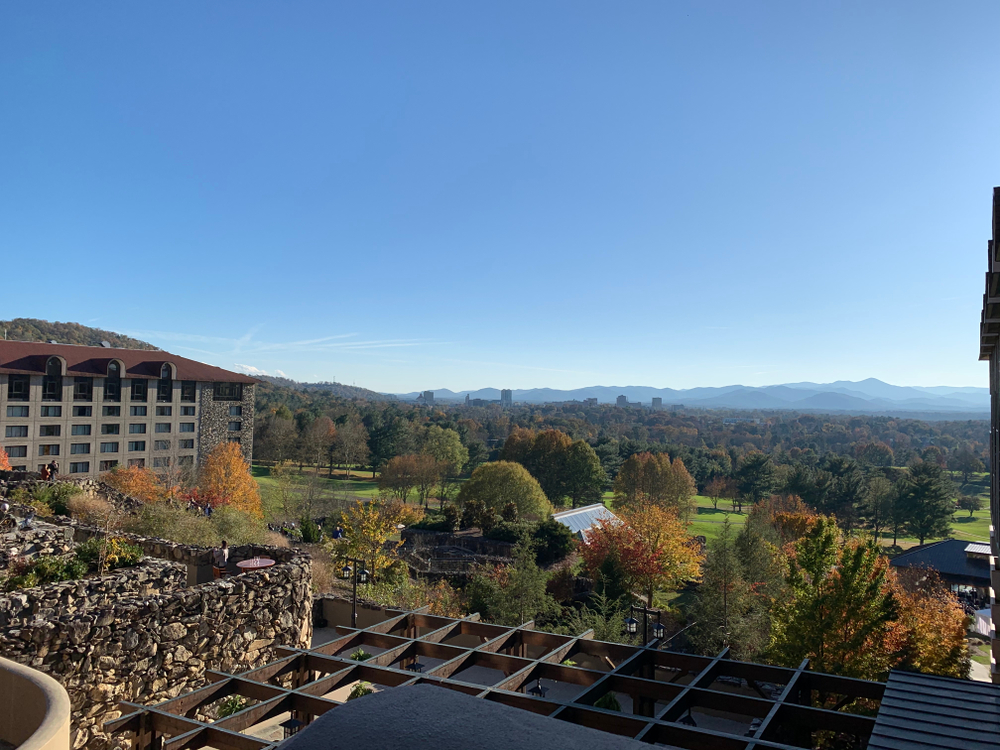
[0,340,257,384]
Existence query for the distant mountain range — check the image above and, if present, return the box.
[257,375,395,402]
[395,379,989,415]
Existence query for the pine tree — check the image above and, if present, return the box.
[898,462,954,545]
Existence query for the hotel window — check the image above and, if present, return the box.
[42,358,63,401]
[73,377,93,402]
[130,379,147,402]
[73,405,93,417]
[179,439,195,450]
[5,446,27,458]
[69,462,89,474]
[105,362,121,402]
[71,425,92,436]
[128,441,146,452]
[180,381,196,403]
[6,405,29,418]
[7,375,29,402]
[227,421,242,432]
[38,445,60,456]
[129,424,146,434]
[130,405,147,417]
[179,423,195,433]
[178,455,194,466]
[5,426,28,438]
[156,406,172,416]
[40,406,62,418]
[101,424,120,435]
[227,436,241,444]
[154,439,170,451]
[99,460,118,471]
[39,425,61,437]
[103,405,121,417]
[229,406,243,417]
[100,442,119,453]
[153,457,170,468]
[155,423,171,433]
[127,458,145,468]
[181,405,195,416]
[70,444,90,455]
[212,382,243,402]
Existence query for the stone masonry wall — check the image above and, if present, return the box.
[197,382,255,465]
[0,523,311,750]
[0,523,75,570]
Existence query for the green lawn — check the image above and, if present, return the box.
[252,464,382,501]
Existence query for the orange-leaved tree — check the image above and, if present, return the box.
[102,465,166,503]
[613,452,697,519]
[893,569,970,679]
[199,442,263,517]
[581,501,702,605]
[0,447,11,472]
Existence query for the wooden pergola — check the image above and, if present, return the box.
[108,607,885,750]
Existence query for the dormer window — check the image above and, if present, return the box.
[158,364,173,402]
[105,361,122,402]
[42,357,63,402]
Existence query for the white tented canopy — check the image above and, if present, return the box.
[974,608,992,638]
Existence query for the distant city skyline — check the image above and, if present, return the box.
[2,2,998,392]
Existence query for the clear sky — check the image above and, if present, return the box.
[2,2,998,393]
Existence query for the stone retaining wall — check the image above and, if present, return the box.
[0,522,313,750]
[0,523,75,570]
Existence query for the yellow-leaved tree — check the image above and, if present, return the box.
[334,498,407,580]
[102,465,166,504]
[199,442,263,518]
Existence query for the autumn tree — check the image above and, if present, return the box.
[704,476,732,510]
[466,541,558,626]
[378,454,419,503]
[613,452,696,519]
[894,569,970,679]
[734,452,777,512]
[855,441,894,468]
[499,427,535,466]
[333,418,370,478]
[897,461,954,545]
[199,442,263,518]
[413,454,442,506]
[949,446,985,484]
[770,519,899,681]
[102,465,165,504]
[254,410,298,463]
[457,461,552,520]
[302,416,336,473]
[0,447,11,472]
[581,501,702,607]
[334,498,406,580]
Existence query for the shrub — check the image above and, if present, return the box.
[2,554,88,591]
[34,483,82,516]
[594,692,621,712]
[217,695,246,718]
[350,649,373,662]
[67,495,115,526]
[211,505,266,546]
[300,518,322,543]
[347,681,374,700]
[532,519,576,566]
[441,504,461,532]
[484,522,527,544]
[461,499,486,530]
[74,536,143,572]
[125,504,218,547]
[501,502,519,523]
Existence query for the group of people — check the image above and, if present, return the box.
[186,498,214,517]
[39,460,59,481]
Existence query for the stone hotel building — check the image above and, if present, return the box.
[0,341,257,477]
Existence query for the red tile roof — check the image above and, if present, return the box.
[0,341,258,384]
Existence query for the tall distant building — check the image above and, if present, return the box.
[500,389,513,408]
[616,395,628,408]
[651,397,662,411]
[583,397,598,407]
[977,186,1000,681]
[418,390,434,405]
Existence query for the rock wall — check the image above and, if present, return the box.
[0,523,75,570]
[197,383,255,465]
[0,526,312,750]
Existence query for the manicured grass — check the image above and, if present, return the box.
[252,464,382,499]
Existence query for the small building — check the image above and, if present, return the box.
[889,539,991,605]
[615,395,628,408]
[651,397,662,410]
[552,504,619,542]
[417,390,434,405]
[583,397,598,407]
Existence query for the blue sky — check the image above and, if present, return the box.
[2,2,997,393]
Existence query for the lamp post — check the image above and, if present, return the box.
[627,603,664,645]
[340,557,369,628]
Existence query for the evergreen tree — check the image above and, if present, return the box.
[898,462,954,545]
[734,452,777,512]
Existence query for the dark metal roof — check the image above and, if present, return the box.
[888,539,990,585]
[0,340,257,384]
[283,684,648,750]
[869,670,1000,750]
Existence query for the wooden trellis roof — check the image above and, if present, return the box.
[108,606,887,750]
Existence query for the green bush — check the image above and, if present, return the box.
[74,536,143,572]
[33,483,82,516]
[410,512,456,532]
[300,518,322,543]
[441,504,461,532]
[594,691,621,711]
[211,506,266,546]
[484,521,527,543]
[217,695,246,718]
[125,504,219,547]
[532,519,575,566]
[350,649,373,662]
[2,553,89,591]
[347,681,374,700]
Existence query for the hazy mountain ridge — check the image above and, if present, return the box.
[395,378,989,414]
[256,375,395,402]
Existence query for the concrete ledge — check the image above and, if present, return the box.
[0,656,70,750]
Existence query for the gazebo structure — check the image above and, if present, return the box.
[108,604,892,750]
